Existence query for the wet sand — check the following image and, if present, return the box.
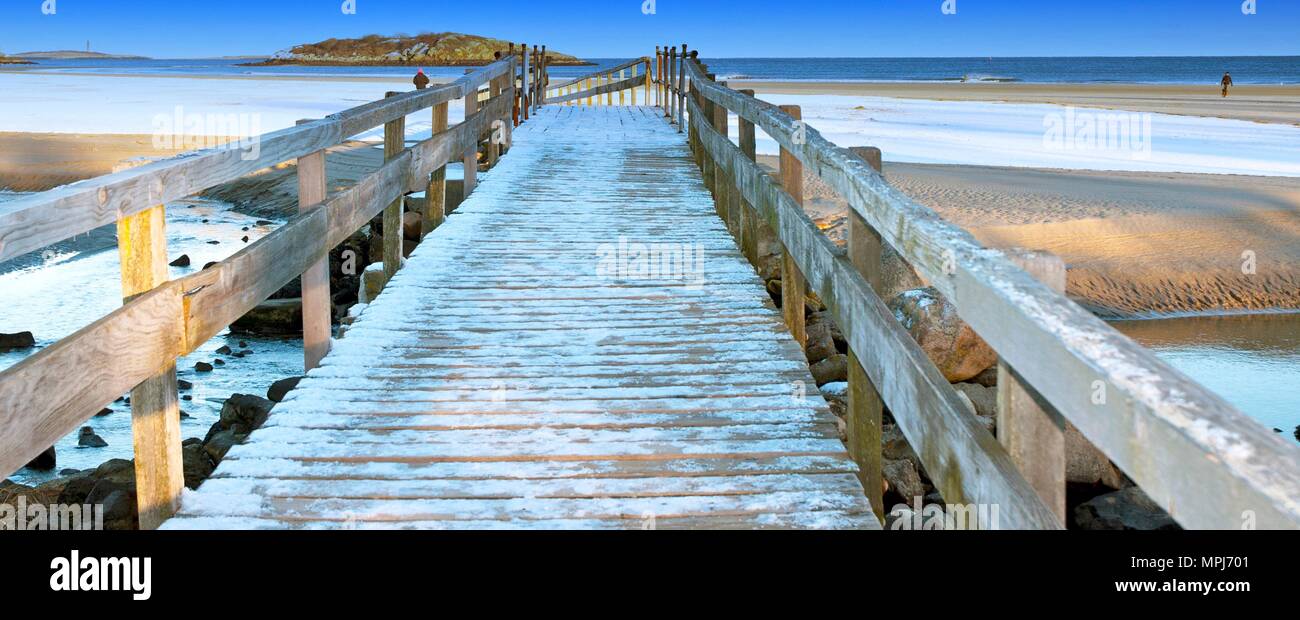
[760,155,1300,318]
[734,81,1300,126]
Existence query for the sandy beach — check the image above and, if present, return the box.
[4,73,1297,319]
[735,81,1300,126]
[762,154,1300,318]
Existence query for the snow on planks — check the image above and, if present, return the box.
[164,105,878,530]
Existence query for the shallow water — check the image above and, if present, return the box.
[1111,313,1300,443]
[1,198,301,485]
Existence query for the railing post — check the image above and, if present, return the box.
[112,170,182,530]
[678,47,689,130]
[488,70,502,168]
[619,68,626,106]
[511,43,521,127]
[998,250,1069,526]
[737,89,760,265]
[667,46,676,119]
[539,45,548,113]
[710,79,733,234]
[846,145,886,521]
[521,42,530,121]
[631,64,638,106]
[382,91,405,283]
[424,101,450,238]
[295,119,331,371]
[778,104,807,349]
[462,72,478,197]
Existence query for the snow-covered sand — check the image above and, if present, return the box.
[746,94,1300,177]
[5,72,1299,177]
[0,72,463,142]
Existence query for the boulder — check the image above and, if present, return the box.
[194,361,214,373]
[0,331,35,350]
[182,442,215,490]
[1066,424,1125,489]
[882,424,920,468]
[26,446,56,471]
[810,354,848,386]
[402,210,423,241]
[230,298,303,335]
[1074,487,1179,531]
[168,254,191,267]
[804,315,838,364]
[204,429,247,464]
[883,458,926,503]
[889,287,997,382]
[77,427,108,448]
[215,393,274,437]
[954,382,997,419]
[86,481,137,530]
[359,263,387,304]
[268,376,304,402]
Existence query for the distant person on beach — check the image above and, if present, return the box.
[414,68,430,90]
[1221,72,1233,97]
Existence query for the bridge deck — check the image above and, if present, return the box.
[163,106,878,530]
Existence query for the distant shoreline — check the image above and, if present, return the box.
[243,58,594,67]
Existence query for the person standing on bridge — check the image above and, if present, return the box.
[1221,72,1233,97]
[414,68,430,90]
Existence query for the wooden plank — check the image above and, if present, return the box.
[684,60,1300,530]
[998,250,1068,525]
[169,106,874,530]
[296,120,332,371]
[0,283,184,480]
[0,58,513,263]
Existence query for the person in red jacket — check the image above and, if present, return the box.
[413,68,430,90]
[1221,72,1233,98]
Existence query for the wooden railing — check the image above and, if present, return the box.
[543,57,653,106]
[662,50,1300,530]
[0,56,528,528]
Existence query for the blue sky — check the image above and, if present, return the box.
[1,0,1295,58]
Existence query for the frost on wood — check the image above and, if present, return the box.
[164,106,877,531]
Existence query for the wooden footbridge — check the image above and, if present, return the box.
[1,46,1297,530]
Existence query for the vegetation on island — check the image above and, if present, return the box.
[246,32,591,67]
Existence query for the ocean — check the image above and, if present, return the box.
[7,55,1299,84]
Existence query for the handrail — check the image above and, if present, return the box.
[0,58,514,264]
[0,60,519,528]
[553,57,649,89]
[680,57,1300,529]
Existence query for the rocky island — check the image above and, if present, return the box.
[247,32,591,67]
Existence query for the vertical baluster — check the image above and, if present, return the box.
[778,104,806,349]
[113,161,181,530]
[424,101,449,238]
[382,92,405,283]
[999,251,1069,526]
[462,71,478,197]
[846,145,886,521]
[295,119,331,371]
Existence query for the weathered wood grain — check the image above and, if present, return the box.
[689,95,1061,528]
[684,60,1300,530]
